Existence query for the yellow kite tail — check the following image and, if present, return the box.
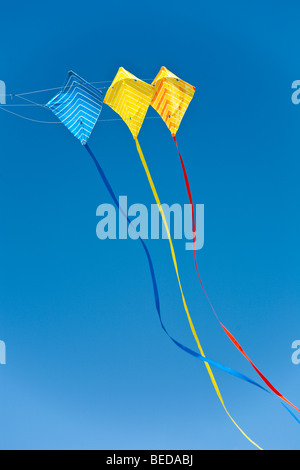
[134,137,262,451]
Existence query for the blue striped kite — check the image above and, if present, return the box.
[46,71,103,145]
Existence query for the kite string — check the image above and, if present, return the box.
[3,78,154,98]
[134,136,262,451]
[0,106,62,124]
[13,94,47,107]
[0,87,162,124]
[173,135,300,415]
[0,104,161,125]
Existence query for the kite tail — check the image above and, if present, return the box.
[133,137,262,450]
[173,135,300,415]
[85,143,274,398]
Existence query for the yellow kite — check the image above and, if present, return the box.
[104,67,155,139]
[151,66,196,136]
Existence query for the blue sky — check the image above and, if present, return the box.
[0,0,300,450]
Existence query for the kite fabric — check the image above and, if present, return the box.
[151,66,196,136]
[46,71,103,145]
[104,68,262,450]
[151,67,300,415]
[104,67,155,138]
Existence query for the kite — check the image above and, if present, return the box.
[151,66,300,415]
[151,66,196,137]
[104,68,263,449]
[46,71,103,145]
[103,67,154,139]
